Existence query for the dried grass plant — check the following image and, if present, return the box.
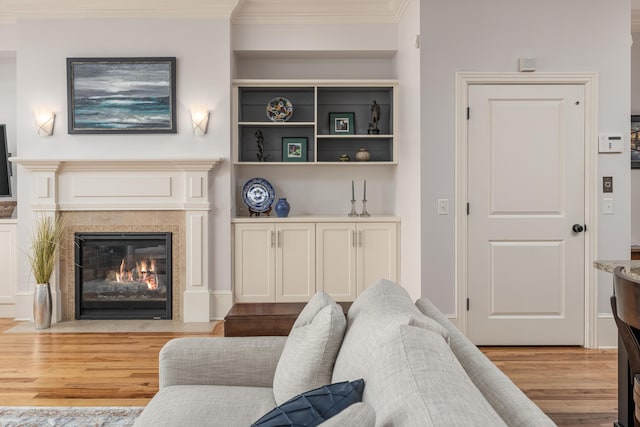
[28,215,66,284]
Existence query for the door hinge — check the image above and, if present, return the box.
[467,107,470,120]
[466,298,470,311]
[466,203,470,215]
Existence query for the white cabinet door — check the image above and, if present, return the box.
[0,222,17,316]
[316,223,357,301]
[234,222,316,303]
[234,220,398,303]
[234,223,276,302]
[357,223,398,294]
[275,223,316,302]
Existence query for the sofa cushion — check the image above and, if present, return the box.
[132,385,276,427]
[273,292,347,405]
[415,298,556,426]
[318,402,375,427]
[252,379,364,427]
[332,279,449,382]
[365,325,507,426]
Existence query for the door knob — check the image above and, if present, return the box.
[572,224,585,233]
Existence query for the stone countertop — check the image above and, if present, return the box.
[594,260,640,281]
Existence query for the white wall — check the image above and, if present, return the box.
[420,1,631,319]
[393,0,421,300]
[13,19,232,316]
[0,25,17,51]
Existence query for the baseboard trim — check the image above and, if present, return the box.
[597,313,617,349]
[14,291,33,321]
[438,313,616,349]
[182,289,211,323]
[0,303,15,318]
[211,290,233,320]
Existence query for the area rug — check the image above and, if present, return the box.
[0,406,144,427]
[4,320,220,334]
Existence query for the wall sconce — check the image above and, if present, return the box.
[191,108,210,137]
[35,112,56,136]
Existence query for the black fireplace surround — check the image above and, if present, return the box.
[75,232,172,320]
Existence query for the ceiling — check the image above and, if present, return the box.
[0,0,410,24]
[0,1,637,29]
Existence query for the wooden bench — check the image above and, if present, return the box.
[224,302,351,337]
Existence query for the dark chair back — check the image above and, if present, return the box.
[612,266,640,427]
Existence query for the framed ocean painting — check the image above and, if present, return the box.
[67,57,177,134]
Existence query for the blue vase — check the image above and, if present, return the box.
[275,198,290,217]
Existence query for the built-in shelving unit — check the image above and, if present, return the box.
[231,80,402,304]
[233,80,398,165]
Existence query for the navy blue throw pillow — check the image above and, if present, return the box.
[251,378,365,427]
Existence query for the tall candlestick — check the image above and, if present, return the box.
[351,180,355,201]
[363,179,367,200]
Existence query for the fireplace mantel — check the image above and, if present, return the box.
[11,158,221,212]
[11,157,222,323]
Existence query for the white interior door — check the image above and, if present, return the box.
[467,84,585,345]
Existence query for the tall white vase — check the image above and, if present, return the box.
[33,283,52,330]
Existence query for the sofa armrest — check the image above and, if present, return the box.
[415,298,555,427]
[159,336,287,388]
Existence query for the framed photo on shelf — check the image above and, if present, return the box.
[67,57,177,134]
[632,115,640,169]
[329,112,355,135]
[282,137,308,162]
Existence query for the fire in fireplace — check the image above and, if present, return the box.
[74,232,172,319]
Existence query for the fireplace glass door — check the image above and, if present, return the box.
[75,232,172,319]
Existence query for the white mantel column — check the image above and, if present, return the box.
[184,170,211,322]
[21,160,63,323]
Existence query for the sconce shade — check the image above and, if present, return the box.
[191,109,210,136]
[36,112,56,136]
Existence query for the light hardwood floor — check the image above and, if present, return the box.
[0,319,617,426]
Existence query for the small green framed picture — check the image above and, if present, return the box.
[329,112,355,135]
[282,137,307,162]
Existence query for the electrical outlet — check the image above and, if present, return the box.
[603,176,613,193]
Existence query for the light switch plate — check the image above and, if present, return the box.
[603,176,613,193]
[438,199,449,215]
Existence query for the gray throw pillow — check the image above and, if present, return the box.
[273,292,347,405]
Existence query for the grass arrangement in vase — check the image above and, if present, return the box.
[28,214,66,329]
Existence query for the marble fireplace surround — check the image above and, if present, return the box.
[12,158,221,323]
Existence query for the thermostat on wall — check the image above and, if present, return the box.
[598,135,623,153]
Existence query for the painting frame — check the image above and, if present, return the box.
[282,137,308,162]
[329,112,355,135]
[632,115,640,169]
[67,57,177,134]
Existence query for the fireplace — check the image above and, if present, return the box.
[75,232,172,320]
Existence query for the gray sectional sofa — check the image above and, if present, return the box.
[134,280,556,426]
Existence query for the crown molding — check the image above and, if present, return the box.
[0,0,240,21]
[231,0,409,24]
[0,0,409,23]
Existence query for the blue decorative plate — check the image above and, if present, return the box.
[242,178,276,213]
[266,97,293,122]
